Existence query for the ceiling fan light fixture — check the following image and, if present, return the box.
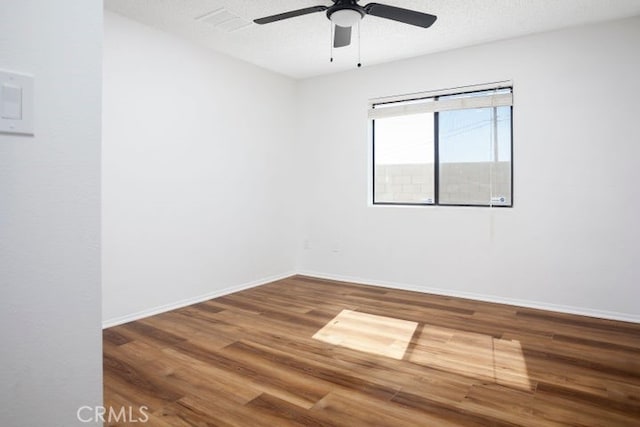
[329,9,362,27]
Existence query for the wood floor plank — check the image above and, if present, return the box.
[103,328,132,346]
[461,384,543,427]
[103,275,640,426]
[248,393,339,427]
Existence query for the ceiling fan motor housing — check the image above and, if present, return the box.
[327,0,365,27]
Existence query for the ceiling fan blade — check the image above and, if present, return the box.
[364,3,437,28]
[334,25,352,48]
[254,6,328,25]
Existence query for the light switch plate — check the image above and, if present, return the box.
[0,70,34,135]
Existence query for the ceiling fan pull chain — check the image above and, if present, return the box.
[357,20,362,68]
[330,22,334,62]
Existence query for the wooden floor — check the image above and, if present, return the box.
[103,276,640,426]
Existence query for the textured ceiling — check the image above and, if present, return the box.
[104,0,640,79]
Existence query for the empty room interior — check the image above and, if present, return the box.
[2,0,640,426]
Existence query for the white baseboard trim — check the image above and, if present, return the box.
[297,270,640,324]
[102,269,639,328]
[102,271,297,329]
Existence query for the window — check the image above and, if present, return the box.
[371,84,513,207]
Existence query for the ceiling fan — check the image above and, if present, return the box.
[254,0,437,49]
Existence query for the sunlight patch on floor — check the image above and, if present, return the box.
[313,311,532,390]
[407,325,533,391]
[312,309,418,360]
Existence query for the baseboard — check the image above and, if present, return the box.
[102,271,297,329]
[102,269,639,328]
[296,270,640,324]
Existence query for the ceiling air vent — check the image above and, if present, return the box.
[196,8,252,33]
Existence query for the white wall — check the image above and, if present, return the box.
[296,17,640,321]
[102,12,298,325]
[0,1,103,426]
